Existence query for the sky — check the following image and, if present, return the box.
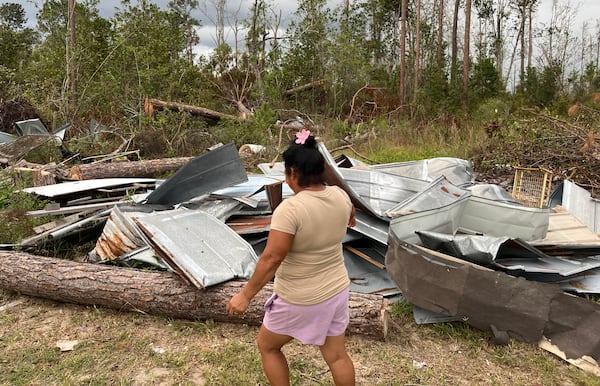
[20,0,600,58]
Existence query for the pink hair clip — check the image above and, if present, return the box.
[295,129,311,145]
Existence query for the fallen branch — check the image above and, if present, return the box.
[0,250,389,341]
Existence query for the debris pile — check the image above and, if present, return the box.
[0,117,600,376]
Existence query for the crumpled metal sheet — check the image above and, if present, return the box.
[352,211,390,245]
[371,157,474,187]
[389,197,468,244]
[93,205,153,262]
[385,176,470,218]
[415,230,600,281]
[144,143,248,206]
[461,196,549,241]
[467,183,522,204]
[14,118,50,136]
[0,131,14,143]
[385,233,600,366]
[561,269,600,294]
[133,209,258,288]
[390,194,549,244]
[319,142,382,218]
[337,167,429,217]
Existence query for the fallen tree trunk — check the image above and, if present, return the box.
[68,157,193,180]
[144,97,237,121]
[0,250,389,340]
[284,79,327,96]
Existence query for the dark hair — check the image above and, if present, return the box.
[282,134,325,187]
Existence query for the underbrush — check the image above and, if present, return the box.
[0,176,50,245]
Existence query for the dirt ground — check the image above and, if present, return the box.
[1,288,596,386]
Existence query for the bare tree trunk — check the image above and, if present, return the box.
[462,0,471,111]
[413,0,421,104]
[216,0,225,47]
[67,0,78,117]
[451,0,461,84]
[519,4,526,82]
[0,251,390,341]
[494,0,507,77]
[437,0,444,69]
[400,0,407,106]
[528,4,533,69]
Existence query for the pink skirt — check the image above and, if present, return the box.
[262,287,350,345]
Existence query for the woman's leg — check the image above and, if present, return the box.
[257,325,294,386]
[319,333,355,386]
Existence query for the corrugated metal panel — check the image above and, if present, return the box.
[319,142,381,218]
[386,176,470,218]
[133,209,258,288]
[371,157,474,187]
[145,143,248,206]
[337,168,429,217]
[468,184,522,204]
[352,211,390,245]
[416,230,600,281]
[389,194,549,244]
[461,196,549,241]
[93,205,152,261]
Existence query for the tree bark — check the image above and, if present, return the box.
[462,0,472,111]
[413,0,421,104]
[68,157,193,180]
[451,0,461,84]
[144,97,237,121]
[0,250,389,341]
[437,0,444,69]
[399,0,407,106]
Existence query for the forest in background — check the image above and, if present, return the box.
[1,0,599,169]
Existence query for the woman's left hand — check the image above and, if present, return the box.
[226,292,250,316]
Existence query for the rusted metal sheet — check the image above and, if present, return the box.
[92,205,152,262]
[226,215,271,235]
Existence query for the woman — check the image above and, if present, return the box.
[227,129,356,386]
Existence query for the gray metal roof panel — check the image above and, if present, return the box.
[144,143,248,206]
[133,209,258,288]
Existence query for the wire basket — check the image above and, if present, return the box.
[511,167,553,208]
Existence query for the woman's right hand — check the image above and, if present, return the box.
[226,292,250,316]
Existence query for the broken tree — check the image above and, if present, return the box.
[0,250,389,341]
[144,97,237,121]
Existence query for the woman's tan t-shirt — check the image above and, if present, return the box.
[270,185,352,305]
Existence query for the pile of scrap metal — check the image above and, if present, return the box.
[15,141,600,375]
